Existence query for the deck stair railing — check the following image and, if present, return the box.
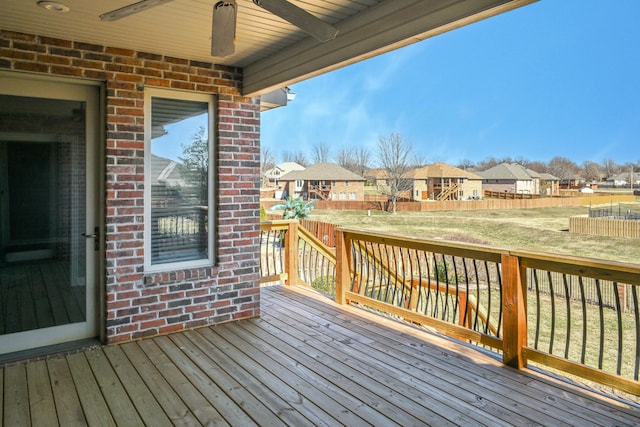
[259,220,640,396]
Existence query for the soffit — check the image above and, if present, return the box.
[1,0,537,96]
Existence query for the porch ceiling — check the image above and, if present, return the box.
[1,0,537,96]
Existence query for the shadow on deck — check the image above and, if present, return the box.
[2,285,639,426]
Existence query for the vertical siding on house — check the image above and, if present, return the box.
[0,31,261,345]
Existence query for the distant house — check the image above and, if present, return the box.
[559,174,586,189]
[607,172,639,187]
[263,162,305,188]
[539,173,561,196]
[279,163,366,201]
[364,168,390,189]
[477,163,558,195]
[406,163,483,201]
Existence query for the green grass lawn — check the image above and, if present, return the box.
[309,203,640,264]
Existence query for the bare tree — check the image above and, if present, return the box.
[353,146,372,178]
[601,158,619,179]
[336,146,371,177]
[476,156,515,171]
[336,146,355,170]
[548,156,579,185]
[260,146,277,187]
[581,160,601,184]
[527,161,549,174]
[376,132,414,214]
[312,143,330,164]
[456,159,475,171]
[282,150,309,167]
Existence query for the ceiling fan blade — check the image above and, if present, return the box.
[100,0,175,21]
[211,1,237,57]
[253,0,338,42]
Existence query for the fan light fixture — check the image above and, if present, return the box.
[100,0,338,57]
[100,0,175,21]
[37,1,70,13]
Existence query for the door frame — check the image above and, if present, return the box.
[0,71,105,354]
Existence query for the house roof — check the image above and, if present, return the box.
[406,162,482,180]
[1,0,537,96]
[608,172,639,182]
[280,162,365,181]
[477,163,538,181]
[364,168,389,179]
[265,162,305,178]
[539,172,560,181]
[151,154,184,187]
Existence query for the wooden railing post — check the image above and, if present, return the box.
[335,229,350,304]
[502,253,527,369]
[284,221,299,286]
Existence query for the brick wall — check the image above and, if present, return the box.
[0,30,261,344]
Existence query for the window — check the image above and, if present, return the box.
[145,89,214,271]
[349,192,356,200]
[339,192,346,200]
[345,181,349,187]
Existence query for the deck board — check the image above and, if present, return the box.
[1,284,639,426]
[65,352,116,427]
[26,360,58,427]
[47,356,87,426]
[136,338,229,426]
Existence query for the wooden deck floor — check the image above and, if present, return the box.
[1,285,639,426]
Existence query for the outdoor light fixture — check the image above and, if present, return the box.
[37,1,70,13]
[211,1,237,57]
[100,0,175,21]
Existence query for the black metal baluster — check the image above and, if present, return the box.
[533,269,541,349]
[632,285,640,381]
[613,282,623,376]
[547,271,556,354]
[595,279,605,370]
[472,259,481,332]
[495,262,502,338]
[562,274,571,359]
[578,276,587,365]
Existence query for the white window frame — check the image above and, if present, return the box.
[144,88,215,272]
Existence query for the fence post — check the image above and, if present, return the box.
[335,229,349,304]
[284,221,299,286]
[502,253,527,369]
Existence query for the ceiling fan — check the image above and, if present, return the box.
[100,0,339,57]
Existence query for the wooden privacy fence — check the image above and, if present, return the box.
[570,216,640,238]
[484,190,541,199]
[298,194,637,212]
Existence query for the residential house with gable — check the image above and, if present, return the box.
[607,171,639,188]
[478,162,558,195]
[406,162,484,201]
[279,163,366,201]
[263,161,305,188]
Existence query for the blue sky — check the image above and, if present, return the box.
[261,0,640,167]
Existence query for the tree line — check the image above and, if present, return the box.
[262,133,638,186]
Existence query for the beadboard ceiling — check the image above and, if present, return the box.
[1,0,537,96]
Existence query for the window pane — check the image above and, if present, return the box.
[150,97,209,265]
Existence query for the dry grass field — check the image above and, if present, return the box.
[309,202,640,264]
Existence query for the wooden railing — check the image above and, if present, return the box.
[259,220,640,396]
